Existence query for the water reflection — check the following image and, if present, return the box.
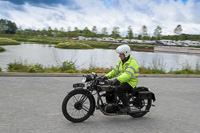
[0,43,200,72]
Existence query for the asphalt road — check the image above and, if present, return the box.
[0,77,200,133]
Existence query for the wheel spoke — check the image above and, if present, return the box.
[79,94,88,104]
[73,95,79,102]
[82,105,89,112]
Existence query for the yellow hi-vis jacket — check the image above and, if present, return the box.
[106,55,139,88]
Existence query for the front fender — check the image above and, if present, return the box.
[73,83,85,89]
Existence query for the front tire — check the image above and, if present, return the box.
[62,89,95,123]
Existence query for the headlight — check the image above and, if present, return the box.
[82,74,92,82]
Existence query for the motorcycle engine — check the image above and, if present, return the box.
[104,104,118,113]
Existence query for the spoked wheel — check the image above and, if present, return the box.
[129,97,152,118]
[62,89,95,123]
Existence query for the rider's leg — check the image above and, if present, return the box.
[115,82,132,112]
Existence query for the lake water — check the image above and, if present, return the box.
[0,42,200,72]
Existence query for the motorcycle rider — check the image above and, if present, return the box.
[103,44,140,113]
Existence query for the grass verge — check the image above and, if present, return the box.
[55,41,93,49]
[3,61,200,74]
[0,37,20,45]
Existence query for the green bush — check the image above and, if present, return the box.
[7,62,29,72]
[27,38,63,44]
[168,68,200,74]
[66,69,79,73]
[79,40,111,49]
[139,66,166,74]
[168,61,200,74]
[0,67,2,72]
[48,66,60,72]
[27,64,43,73]
[60,61,76,72]
[28,66,37,73]
[7,61,78,73]
[55,41,93,49]
[0,46,5,52]
[81,69,92,73]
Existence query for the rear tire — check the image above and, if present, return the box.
[62,89,95,123]
[129,97,152,118]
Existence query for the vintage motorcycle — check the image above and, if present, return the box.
[62,72,156,123]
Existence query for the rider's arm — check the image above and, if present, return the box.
[106,60,121,79]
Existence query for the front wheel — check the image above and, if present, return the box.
[62,89,95,123]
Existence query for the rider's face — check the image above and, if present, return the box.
[119,54,125,60]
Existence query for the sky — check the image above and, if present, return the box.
[0,0,200,36]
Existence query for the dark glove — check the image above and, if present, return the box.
[112,79,120,86]
[101,75,108,80]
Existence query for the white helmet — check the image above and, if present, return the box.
[116,44,131,57]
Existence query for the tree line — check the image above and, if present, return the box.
[0,19,200,41]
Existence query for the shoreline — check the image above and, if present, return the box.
[155,46,200,54]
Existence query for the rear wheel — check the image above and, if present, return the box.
[129,96,152,118]
[62,89,95,123]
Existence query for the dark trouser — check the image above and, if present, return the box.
[115,82,133,107]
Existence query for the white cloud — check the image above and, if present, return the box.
[0,0,200,35]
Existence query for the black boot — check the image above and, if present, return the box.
[117,93,130,113]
